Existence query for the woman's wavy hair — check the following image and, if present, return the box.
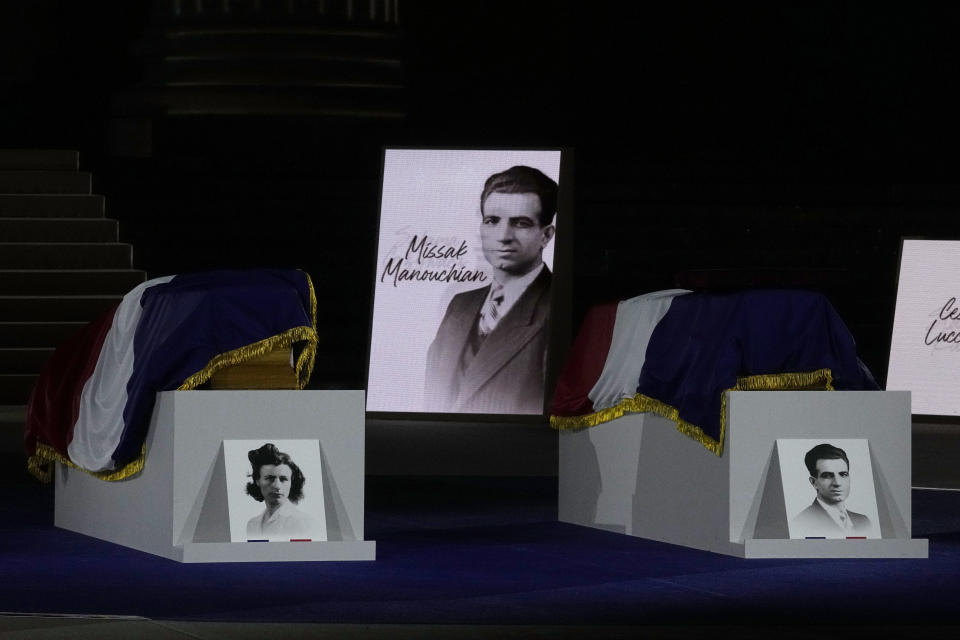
[245,442,306,503]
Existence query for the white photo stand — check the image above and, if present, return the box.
[54,390,375,563]
[559,391,928,558]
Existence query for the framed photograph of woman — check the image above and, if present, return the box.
[223,439,328,542]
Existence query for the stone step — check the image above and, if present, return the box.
[142,53,402,85]
[113,85,404,118]
[0,243,133,269]
[0,195,105,218]
[0,295,121,322]
[0,375,37,405]
[0,322,86,348]
[0,150,79,171]
[0,171,92,195]
[0,270,146,295]
[152,1,398,25]
[0,218,118,242]
[0,405,26,453]
[139,26,402,58]
[0,348,54,374]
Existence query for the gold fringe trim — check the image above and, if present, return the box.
[550,394,723,455]
[303,270,317,335]
[27,442,146,483]
[177,326,318,391]
[27,272,319,483]
[549,396,640,430]
[733,368,833,391]
[301,271,318,388]
[550,368,835,457]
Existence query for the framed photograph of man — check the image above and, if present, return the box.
[777,439,882,539]
[223,439,328,542]
[366,148,565,415]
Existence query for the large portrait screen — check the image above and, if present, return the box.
[366,149,563,415]
[887,239,960,416]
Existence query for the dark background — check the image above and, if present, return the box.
[4,0,960,395]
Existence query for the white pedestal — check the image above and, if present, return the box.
[559,391,928,558]
[55,390,376,563]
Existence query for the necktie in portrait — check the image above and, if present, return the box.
[478,284,505,337]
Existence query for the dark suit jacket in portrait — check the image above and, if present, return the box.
[425,267,551,414]
[791,499,871,537]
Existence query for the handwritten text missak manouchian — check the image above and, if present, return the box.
[925,297,960,345]
[380,235,487,288]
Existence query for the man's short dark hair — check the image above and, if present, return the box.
[480,165,558,227]
[804,443,849,477]
[246,442,306,503]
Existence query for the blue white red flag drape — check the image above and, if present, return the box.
[25,269,317,481]
[550,289,879,455]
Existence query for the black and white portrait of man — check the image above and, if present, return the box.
[424,165,557,414]
[780,439,881,540]
[366,149,562,415]
[792,443,871,537]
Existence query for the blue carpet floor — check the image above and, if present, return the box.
[2,467,958,626]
